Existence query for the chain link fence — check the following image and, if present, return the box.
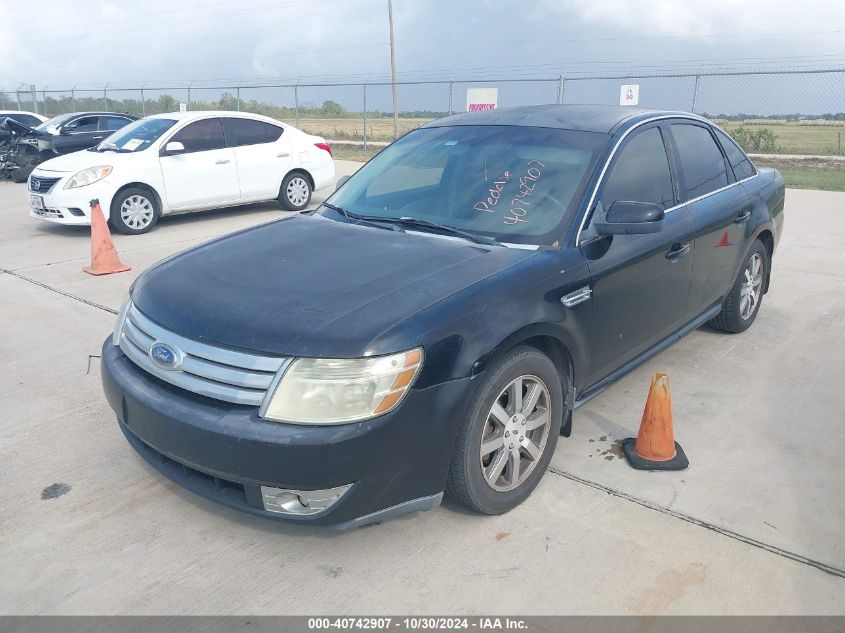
[2,69,844,159]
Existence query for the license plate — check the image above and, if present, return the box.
[30,194,44,211]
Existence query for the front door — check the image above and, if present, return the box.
[578,123,695,387]
[159,117,241,210]
[52,115,103,154]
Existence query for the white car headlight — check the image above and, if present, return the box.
[263,348,423,424]
[64,165,112,189]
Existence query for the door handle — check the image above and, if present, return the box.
[735,209,752,224]
[215,159,230,165]
[277,152,290,158]
[665,242,691,260]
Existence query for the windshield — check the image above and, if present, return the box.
[34,114,74,134]
[324,125,608,245]
[94,117,177,153]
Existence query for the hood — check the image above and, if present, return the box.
[132,215,538,358]
[36,148,137,173]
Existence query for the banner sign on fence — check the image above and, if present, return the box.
[179,102,187,112]
[466,88,498,112]
[620,84,640,106]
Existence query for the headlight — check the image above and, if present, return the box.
[263,348,423,424]
[64,165,112,189]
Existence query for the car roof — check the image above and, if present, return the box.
[144,110,284,124]
[422,104,708,134]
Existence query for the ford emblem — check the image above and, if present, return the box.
[31,178,40,190]
[149,341,181,370]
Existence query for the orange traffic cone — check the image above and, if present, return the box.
[83,199,131,276]
[621,372,688,470]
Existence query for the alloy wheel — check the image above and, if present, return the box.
[480,375,552,492]
[740,252,763,320]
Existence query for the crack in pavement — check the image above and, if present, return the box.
[548,466,845,579]
[0,268,117,315]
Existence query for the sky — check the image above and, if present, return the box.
[1,0,844,114]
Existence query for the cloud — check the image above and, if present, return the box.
[544,0,845,37]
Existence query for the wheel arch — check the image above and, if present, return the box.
[109,182,163,219]
[753,228,775,293]
[473,324,582,435]
[282,167,315,193]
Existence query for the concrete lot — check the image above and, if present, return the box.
[1,163,843,614]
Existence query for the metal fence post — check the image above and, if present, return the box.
[140,86,145,116]
[691,74,701,113]
[236,86,241,111]
[294,83,300,127]
[448,81,453,115]
[557,75,566,104]
[30,84,38,114]
[71,85,76,112]
[363,83,368,155]
[187,81,193,111]
[16,89,22,111]
[103,84,109,111]
[42,87,48,115]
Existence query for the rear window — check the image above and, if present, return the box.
[671,123,729,199]
[715,128,756,180]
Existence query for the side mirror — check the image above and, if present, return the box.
[335,175,351,191]
[594,201,664,235]
[59,124,74,135]
[161,141,185,156]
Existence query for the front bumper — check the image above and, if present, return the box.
[27,173,115,226]
[100,340,470,528]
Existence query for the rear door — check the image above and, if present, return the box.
[579,123,695,386]
[158,117,241,210]
[222,117,290,200]
[667,121,753,320]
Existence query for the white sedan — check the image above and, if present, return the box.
[26,111,335,234]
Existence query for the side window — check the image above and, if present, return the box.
[101,116,131,131]
[68,116,99,133]
[714,128,756,180]
[9,114,41,127]
[169,118,226,153]
[671,123,729,199]
[601,126,675,211]
[264,122,284,142]
[223,117,271,146]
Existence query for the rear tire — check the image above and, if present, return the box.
[710,240,768,333]
[12,165,34,183]
[446,346,564,515]
[278,172,312,211]
[109,187,159,235]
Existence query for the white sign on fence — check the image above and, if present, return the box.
[466,88,498,112]
[620,84,640,106]
[179,102,187,112]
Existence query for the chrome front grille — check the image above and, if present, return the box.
[117,302,288,406]
[29,176,61,193]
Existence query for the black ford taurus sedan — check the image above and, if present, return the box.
[101,105,784,528]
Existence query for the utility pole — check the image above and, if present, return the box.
[387,0,399,139]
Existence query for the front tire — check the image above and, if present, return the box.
[109,187,159,235]
[278,172,312,211]
[446,346,564,515]
[710,240,768,333]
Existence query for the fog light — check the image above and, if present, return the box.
[260,483,352,516]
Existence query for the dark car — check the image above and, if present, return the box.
[3,111,137,181]
[101,105,784,528]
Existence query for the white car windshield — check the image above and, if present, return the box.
[93,118,177,153]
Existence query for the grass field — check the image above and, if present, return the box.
[715,120,845,156]
[756,158,845,191]
[281,117,434,142]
